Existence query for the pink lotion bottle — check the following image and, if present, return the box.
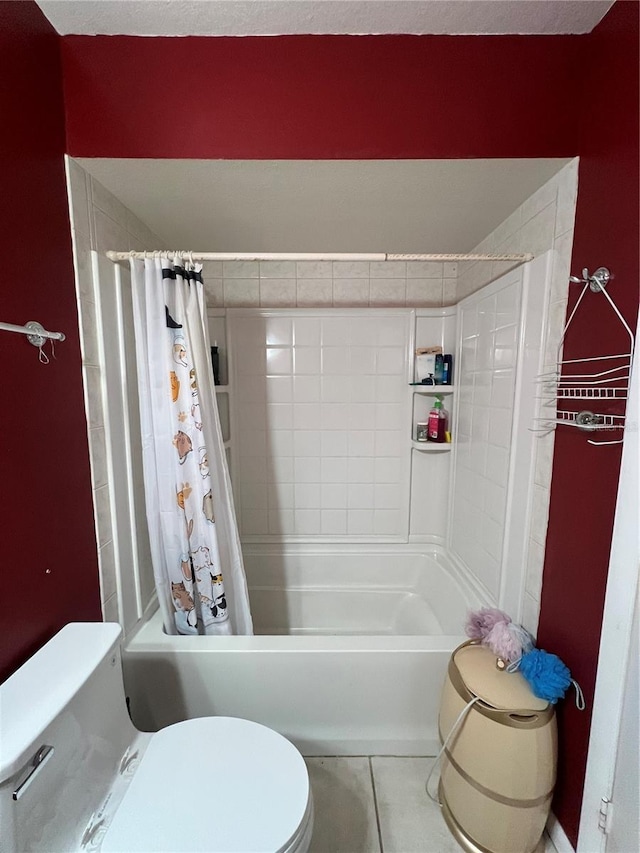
[427,395,448,442]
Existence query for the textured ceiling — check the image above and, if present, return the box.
[37,0,613,36]
[76,158,570,253]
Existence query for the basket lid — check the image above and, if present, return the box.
[453,642,549,712]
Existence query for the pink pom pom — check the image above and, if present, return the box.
[485,621,527,662]
[465,607,511,640]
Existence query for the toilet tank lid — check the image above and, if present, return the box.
[0,623,122,784]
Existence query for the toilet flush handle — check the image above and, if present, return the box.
[12,744,54,801]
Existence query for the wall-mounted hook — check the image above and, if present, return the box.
[575,410,604,431]
[569,267,612,292]
[0,320,65,364]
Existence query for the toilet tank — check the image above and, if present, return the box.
[0,623,139,853]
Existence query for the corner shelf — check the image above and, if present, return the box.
[410,384,455,451]
[411,441,452,452]
[410,385,455,394]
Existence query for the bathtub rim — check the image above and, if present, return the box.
[127,606,467,651]
[124,543,483,652]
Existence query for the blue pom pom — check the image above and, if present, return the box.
[519,648,572,704]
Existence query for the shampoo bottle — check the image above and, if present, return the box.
[427,395,448,443]
[210,343,221,385]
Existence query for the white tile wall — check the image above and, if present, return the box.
[66,156,161,634]
[455,158,579,633]
[231,311,411,539]
[450,274,522,599]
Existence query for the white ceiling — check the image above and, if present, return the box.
[77,158,570,252]
[38,0,613,36]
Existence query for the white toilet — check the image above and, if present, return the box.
[0,623,313,853]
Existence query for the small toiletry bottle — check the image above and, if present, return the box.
[434,354,444,384]
[210,343,221,385]
[442,355,453,385]
[427,395,448,443]
[416,422,429,442]
[416,352,436,384]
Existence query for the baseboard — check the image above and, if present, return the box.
[296,737,440,757]
[547,813,575,853]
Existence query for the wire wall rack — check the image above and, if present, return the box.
[534,266,635,447]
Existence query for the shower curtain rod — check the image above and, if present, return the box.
[106,251,533,264]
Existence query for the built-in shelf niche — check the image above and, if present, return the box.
[410,386,455,447]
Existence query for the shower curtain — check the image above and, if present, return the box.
[130,257,253,636]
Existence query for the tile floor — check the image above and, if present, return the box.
[305,756,558,853]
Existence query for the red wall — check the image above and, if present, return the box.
[0,2,102,682]
[537,2,639,845]
[62,33,581,159]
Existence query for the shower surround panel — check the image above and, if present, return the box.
[448,255,552,620]
[452,274,522,596]
[229,310,412,540]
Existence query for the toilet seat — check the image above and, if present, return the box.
[101,717,312,853]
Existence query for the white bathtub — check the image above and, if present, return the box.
[122,545,478,755]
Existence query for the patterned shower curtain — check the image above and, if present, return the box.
[130,257,253,635]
